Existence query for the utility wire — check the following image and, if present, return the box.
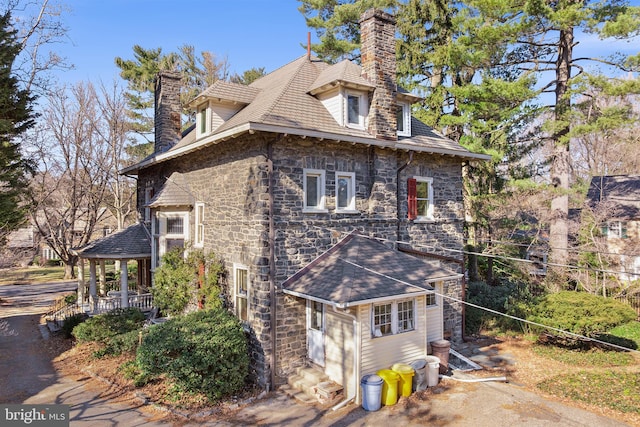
[339,247,639,354]
[473,237,638,259]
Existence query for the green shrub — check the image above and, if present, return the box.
[136,308,249,400]
[94,329,145,358]
[72,308,146,344]
[61,313,87,339]
[465,280,539,335]
[152,247,225,316]
[528,291,637,338]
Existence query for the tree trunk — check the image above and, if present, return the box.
[549,26,573,270]
[63,260,77,279]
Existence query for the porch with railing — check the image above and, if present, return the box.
[93,292,154,314]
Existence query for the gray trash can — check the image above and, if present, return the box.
[410,359,427,391]
[361,374,383,411]
[424,355,440,387]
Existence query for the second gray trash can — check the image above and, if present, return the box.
[410,359,427,391]
[424,355,441,387]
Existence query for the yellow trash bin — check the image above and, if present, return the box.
[376,369,400,405]
[391,363,415,397]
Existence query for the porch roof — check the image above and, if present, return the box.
[281,232,462,308]
[73,222,151,260]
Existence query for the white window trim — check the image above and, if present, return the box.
[196,102,210,138]
[335,171,358,213]
[426,281,442,308]
[607,220,625,238]
[151,211,190,270]
[194,202,205,248]
[303,168,328,213]
[371,298,416,338]
[414,176,434,222]
[397,102,411,137]
[233,263,249,322]
[345,90,367,130]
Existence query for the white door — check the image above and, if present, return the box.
[307,300,325,366]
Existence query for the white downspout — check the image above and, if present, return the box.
[331,305,359,411]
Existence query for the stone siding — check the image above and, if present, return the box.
[138,133,468,387]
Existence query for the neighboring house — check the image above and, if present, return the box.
[118,9,488,402]
[586,175,640,282]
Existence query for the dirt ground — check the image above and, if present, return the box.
[50,333,640,426]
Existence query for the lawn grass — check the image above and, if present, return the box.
[533,344,637,367]
[532,324,640,416]
[609,321,640,349]
[0,266,67,285]
[537,370,640,414]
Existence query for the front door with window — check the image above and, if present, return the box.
[307,300,325,366]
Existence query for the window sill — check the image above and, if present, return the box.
[413,218,435,223]
[303,208,329,214]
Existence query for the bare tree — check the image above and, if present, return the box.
[2,0,71,95]
[94,80,137,232]
[27,82,112,278]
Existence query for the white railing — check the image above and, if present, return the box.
[94,293,154,314]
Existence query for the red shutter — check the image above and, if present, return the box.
[407,178,417,220]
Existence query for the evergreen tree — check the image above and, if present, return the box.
[0,11,35,240]
[115,45,230,162]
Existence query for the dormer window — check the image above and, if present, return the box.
[346,91,366,129]
[196,103,210,138]
[397,102,411,136]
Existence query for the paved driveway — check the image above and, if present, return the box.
[0,281,633,426]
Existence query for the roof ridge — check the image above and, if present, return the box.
[252,55,320,123]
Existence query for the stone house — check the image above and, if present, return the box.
[120,9,489,402]
[585,175,640,282]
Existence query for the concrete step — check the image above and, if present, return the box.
[279,384,317,405]
[296,366,328,384]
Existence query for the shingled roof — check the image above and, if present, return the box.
[282,232,461,308]
[124,54,489,173]
[586,175,640,220]
[73,223,151,260]
[148,172,195,208]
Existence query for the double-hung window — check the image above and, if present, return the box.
[152,211,189,269]
[408,177,434,221]
[234,264,249,321]
[194,202,204,247]
[335,171,357,212]
[197,103,209,138]
[605,221,627,239]
[303,169,327,213]
[372,299,416,337]
[396,102,411,137]
[346,92,366,129]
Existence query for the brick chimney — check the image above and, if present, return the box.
[359,9,397,141]
[154,71,182,154]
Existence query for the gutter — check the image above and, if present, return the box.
[120,122,491,175]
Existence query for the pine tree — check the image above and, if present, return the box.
[0,11,35,240]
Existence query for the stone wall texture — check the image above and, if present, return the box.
[137,133,467,388]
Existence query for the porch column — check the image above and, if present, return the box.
[77,258,85,305]
[89,260,97,311]
[99,259,106,296]
[120,259,129,308]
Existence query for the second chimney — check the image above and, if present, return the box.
[359,9,397,141]
[154,71,182,154]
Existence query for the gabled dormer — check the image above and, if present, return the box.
[189,81,260,139]
[308,60,374,131]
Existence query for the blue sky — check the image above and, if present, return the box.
[53,0,639,86]
[57,0,313,84]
